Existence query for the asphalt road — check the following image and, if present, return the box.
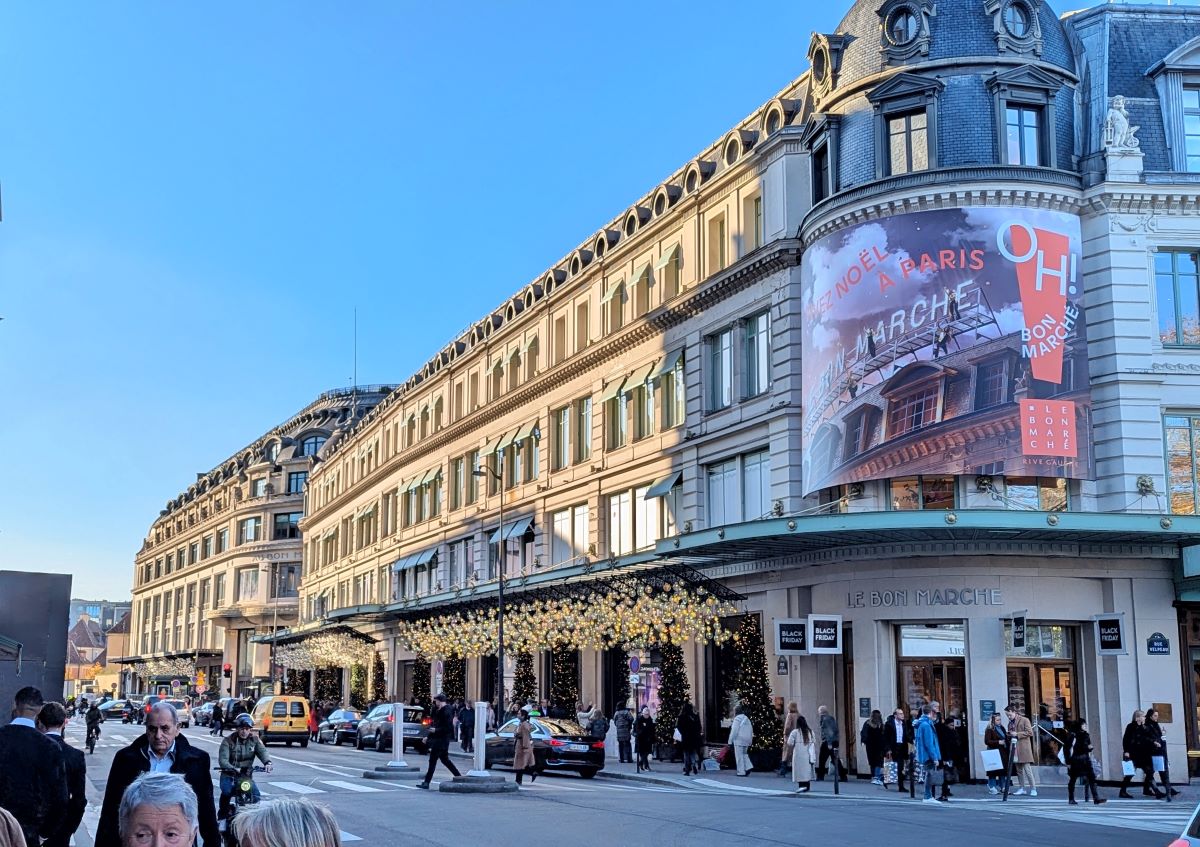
[66,717,1186,847]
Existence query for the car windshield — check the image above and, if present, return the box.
[336,710,361,720]
[168,700,186,709]
[534,719,588,736]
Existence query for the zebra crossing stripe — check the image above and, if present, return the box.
[267,782,325,795]
[319,780,385,793]
[339,833,361,842]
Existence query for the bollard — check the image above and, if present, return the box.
[388,703,409,768]
[467,701,490,777]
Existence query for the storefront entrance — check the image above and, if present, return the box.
[1003,622,1077,772]
[896,624,969,779]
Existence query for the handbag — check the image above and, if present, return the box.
[943,762,958,784]
[925,764,945,786]
[1152,755,1166,773]
[1121,760,1136,776]
[673,727,682,743]
[980,748,1004,772]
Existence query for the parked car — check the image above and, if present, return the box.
[192,702,214,727]
[250,696,311,747]
[1170,801,1200,846]
[139,695,165,723]
[217,697,240,728]
[166,699,192,728]
[316,709,362,745]
[356,704,430,753]
[97,700,132,722]
[484,717,604,778]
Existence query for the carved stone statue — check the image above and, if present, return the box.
[1104,95,1140,151]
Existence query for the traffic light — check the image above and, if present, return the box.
[223,663,232,679]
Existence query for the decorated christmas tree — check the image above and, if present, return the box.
[731,616,781,753]
[349,663,367,710]
[443,657,466,701]
[550,647,579,712]
[412,655,430,707]
[611,647,630,714]
[655,643,690,746]
[314,667,342,704]
[511,652,536,707]
[371,652,387,702]
[284,669,310,696]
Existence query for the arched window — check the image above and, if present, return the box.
[507,352,521,391]
[434,396,445,431]
[419,407,430,440]
[299,435,326,457]
[406,415,417,448]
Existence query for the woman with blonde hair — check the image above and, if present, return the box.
[234,798,341,847]
[0,807,27,847]
[778,702,799,777]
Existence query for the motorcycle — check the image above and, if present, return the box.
[85,722,100,755]
[216,765,267,847]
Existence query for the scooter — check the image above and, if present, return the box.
[216,765,267,847]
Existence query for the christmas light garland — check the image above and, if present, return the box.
[133,658,196,679]
[275,631,375,671]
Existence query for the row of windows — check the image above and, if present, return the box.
[139,509,304,585]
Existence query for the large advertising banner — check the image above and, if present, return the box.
[800,207,1091,497]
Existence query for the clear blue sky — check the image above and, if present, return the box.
[0,3,843,600]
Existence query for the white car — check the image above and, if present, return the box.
[1170,800,1200,846]
[167,699,192,728]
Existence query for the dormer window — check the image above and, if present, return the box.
[1148,36,1200,173]
[986,65,1061,168]
[984,0,1043,57]
[868,73,944,179]
[877,0,935,63]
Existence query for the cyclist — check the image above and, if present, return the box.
[84,700,102,752]
[217,715,273,820]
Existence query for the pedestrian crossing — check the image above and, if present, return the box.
[950,797,1196,835]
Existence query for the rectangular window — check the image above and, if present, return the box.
[887,110,929,175]
[1166,415,1200,514]
[633,485,658,551]
[271,564,300,599]
[1003,476,1067,512]
[745,194,764,251]
[976,361,1008,409]
[605,281,625,334]
[608,490,633,557]
[428,473,442,518]
[813,144,830,203]
[661,245,682,300]
[744,311,770,397]
[605,394,628,450]
[287,472,307,494]
[273,512,301,540]
[890,475,956,510]
[553,314,568,365]
[659,481,681,538]
[707,458,739,526]
[742,450,771,521]
[214,573,227,607]
[661,354,685,430]
[708,329,733,410]
[576,302,590,352]
[1185,87,1200,172]
[466,450,480,505]
[1155,251,1200,346]
[632,378,654,441]
[707,214,727,274]
[189,543,199,565]
[251,478,267,497]
[165,553,174,574]
[888,385,940,436]
[632,272,650,318]
[450,457,464,510]
[202,536,214,559]
[1005,105,1041,166]
[237,517,262,545]
[217,528,229,553]
[552,406,570,471]
[575,398,592,462]
[551,504,589,565]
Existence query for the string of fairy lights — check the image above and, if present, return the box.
[275,631,375,671]
[133,657,197,679]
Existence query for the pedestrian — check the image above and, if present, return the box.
[674,703,703,776]
[914,704,943,804]
[1145,708,1179,796]
[634,706,656,773]
[217,715,274,821]
[210,701,224,737]
[1120,709,1163,798]
[613,703,634,764]
[1036,704,1055,765]
[884,707,912,791]
[816,705,840,781]
[1004,704,1038,797]
[232,797,342,847]
[861,709,886,785]
[934,709,958,799]
[117,773,198,847]
[728,705,754,777]
[779,703,799,777]
[35,702,86,847]
[417,693,462,790]
[95,701,219,847]
[307,704,318,742]
[0,807,24,847]
[457,700,475,753]
[587,708,609,752]
[1065,718,1106,806]
[983,712,1010,795]
[0,687,68,847]
[788,715,816,793]
[512,709,539,785]
[575,703,589,726]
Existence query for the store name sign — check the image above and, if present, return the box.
[847,588,1003,609]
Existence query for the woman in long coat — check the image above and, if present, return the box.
[790,715,816,792]
[1121,709,1163,798]
[983,712,1010,794]
[634,706,656,773]
[861,710,886,784]
[512,709,538,785]
[779,703,799,777]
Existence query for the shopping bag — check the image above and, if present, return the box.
[1091,757,1103,780]
[1152,755,1166,773]
[1121,760,1136,777]
[980,749,1003,772]
[673,728,682,743]
[701,757,719,772]
[913,760,926,784]
[883,759,898,785]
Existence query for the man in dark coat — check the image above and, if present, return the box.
[884,707,914,791]
[417,693,462,789]
[96,701,218,847]
[458,700,475,753]
[613,705,634,763]
[0,686,67,847]
[37,702,86,847]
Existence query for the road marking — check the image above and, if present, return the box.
[339,833,361,843]
[109,735,131,743]
[319,780,385,793]
[267,782,325,795]
[692,778,791,795]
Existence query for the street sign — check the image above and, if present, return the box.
[629,673,641,686]
[629,656,640,672]
[1147,632,1171,655]
[776,657,788,676]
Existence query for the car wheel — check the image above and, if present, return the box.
[375,733,385,753]
[286,741,293,747]
[579,769,597,779]
[300,738,308,749]
[333,734,341,746]
[355,733,364,750]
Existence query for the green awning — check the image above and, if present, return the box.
[650,347,684,380]
[623,361,658,394]
[495,429,519,452]
[654,243,680,270]
[513,421,538,444]
[601,278,625,304]
[645,471,683,499]
[489,516,535,544]
[631,263,651,286]
[599,375,628,402]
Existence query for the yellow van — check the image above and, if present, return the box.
[251,696,310,747]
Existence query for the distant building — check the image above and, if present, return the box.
[0,571,71,720]
[64,614,109,700]
[69,599,132,633]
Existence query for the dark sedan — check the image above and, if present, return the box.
[193,702,215,726]
[317,709,362,745]
[484,718,604,778]
[97,700,132,722]
[356,704,430,753]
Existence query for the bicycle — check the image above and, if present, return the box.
[215,765,268,847]
[86,723,100,755]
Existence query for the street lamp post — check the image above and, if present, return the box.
[473,457,505,718]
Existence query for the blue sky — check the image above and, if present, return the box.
[0,3,843,600]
